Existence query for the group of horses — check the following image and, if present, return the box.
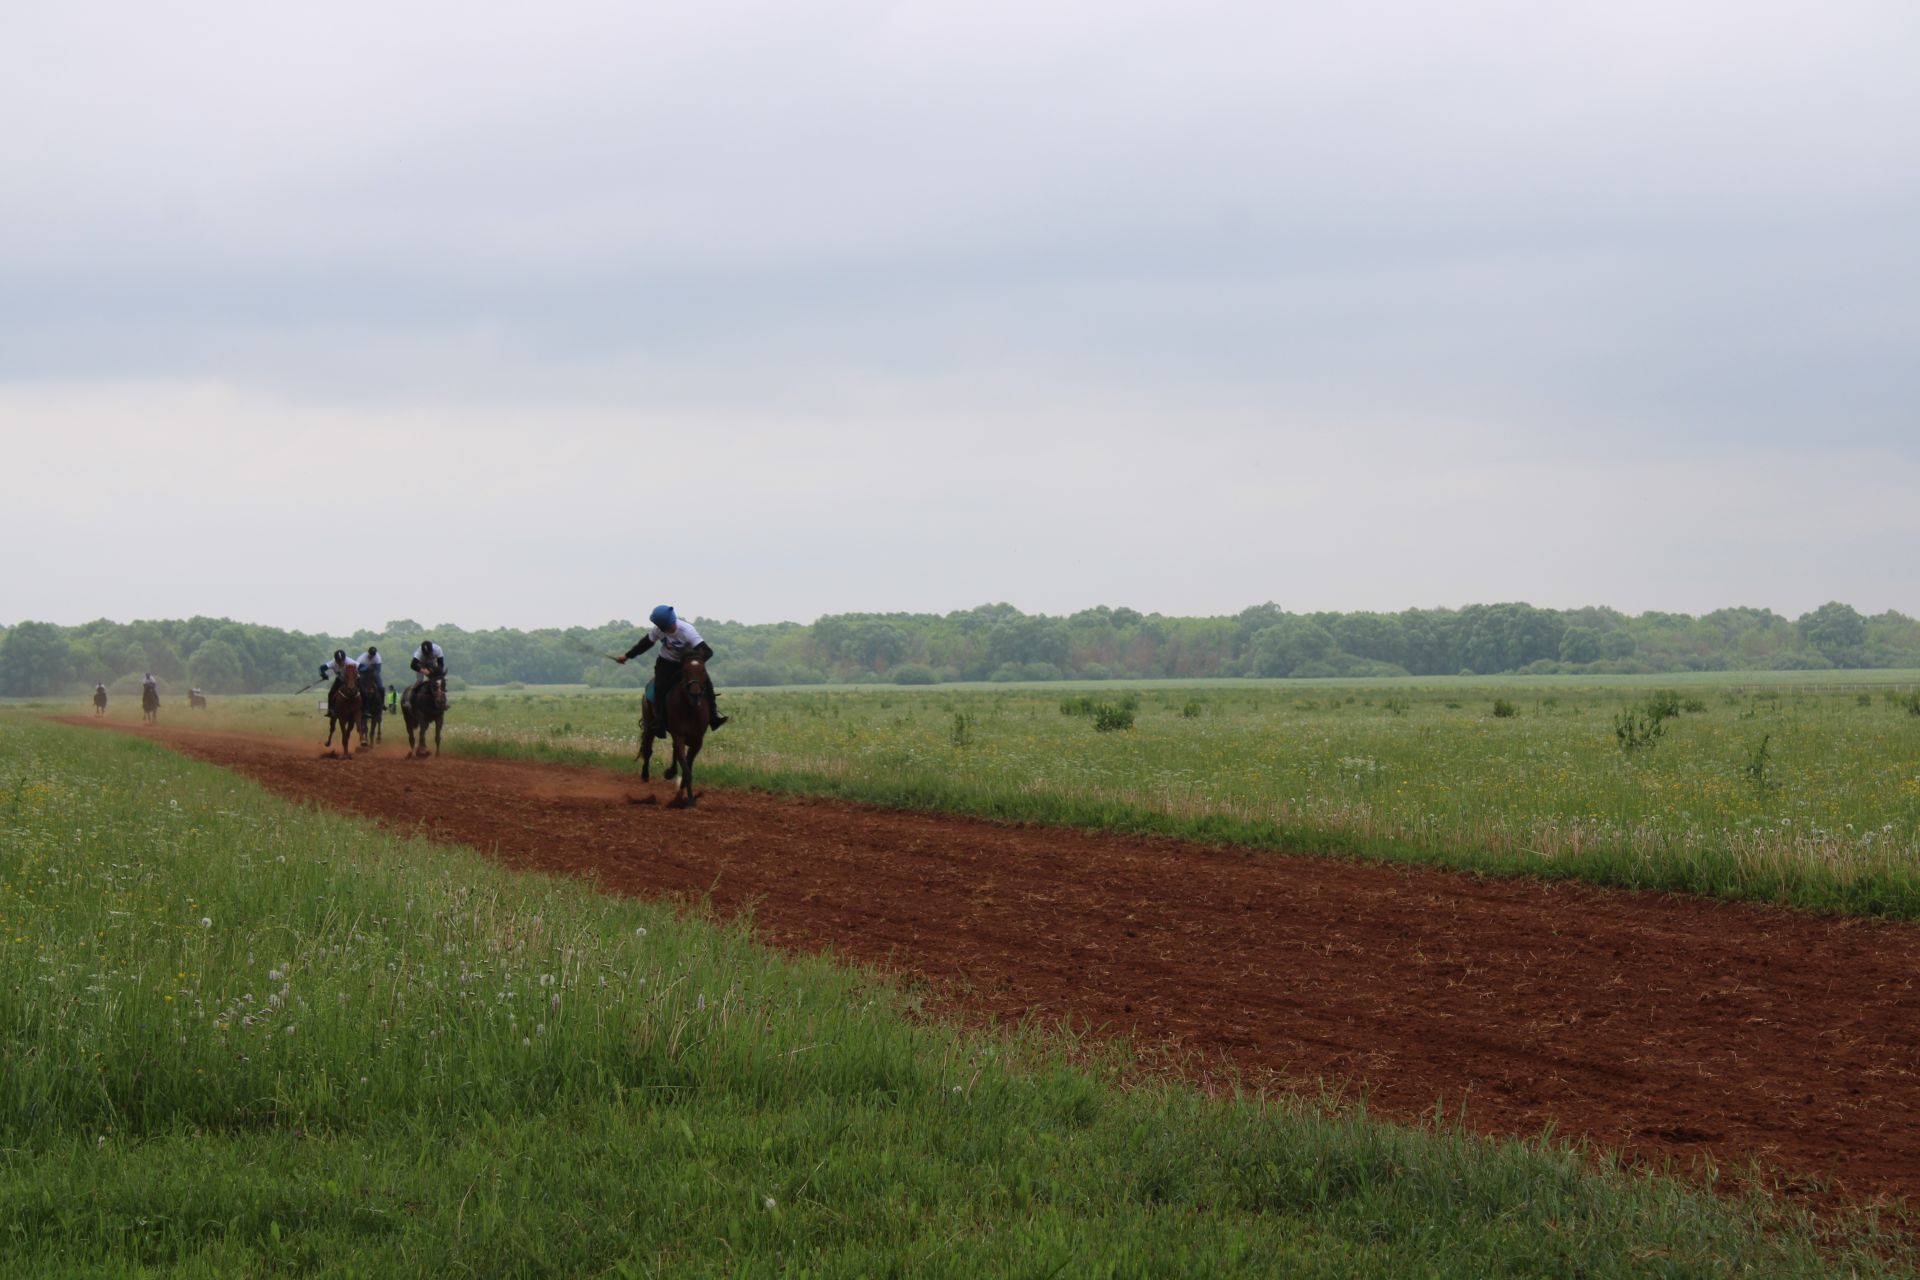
[101,685,208,724]
[323,665,447,761]
[111,659,712,806]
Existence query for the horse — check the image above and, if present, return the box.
[323,664,363,758]
[140,684,159,725]
[402,675,447,757]
[636,657,711,807]
[93,687,107,717]
[188,688,208,710]
[360,676,384,744]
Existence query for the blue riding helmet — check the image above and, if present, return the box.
[650,605,677,630]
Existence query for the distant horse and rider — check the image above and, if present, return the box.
[140,675,160,725]
[93,684,107,717]
[188,687,207,710]
[618,607,727,808]
[322,653,363,759]
[401,640,448,757]
[357,646,385,745]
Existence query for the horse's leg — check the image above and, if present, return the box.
[433,715,442,756]
[681,741,698,807]
[639,728,654,781]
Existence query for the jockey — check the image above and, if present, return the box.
[410,639,446,684]
[615,605,727,730]
[355,645,384,694]
[142,672,157,692]
[319,649,359,698]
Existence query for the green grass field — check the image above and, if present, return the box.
[116,670,1920,920]
[2,714,1912,1276]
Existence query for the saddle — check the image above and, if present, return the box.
[645,668,707,728]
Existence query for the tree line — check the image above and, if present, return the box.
[1,601,1916,697]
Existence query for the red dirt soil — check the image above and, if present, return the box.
[68,719,1920,1220]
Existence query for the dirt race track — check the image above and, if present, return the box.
[68,719,1920,1220]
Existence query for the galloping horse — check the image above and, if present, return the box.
[188,688,208,710]
[636,657,712,807]
[324,664,363,758]
[140,684,159,725]
[92,686,107,717]
[361,678,384,745]
[402,676,447,757]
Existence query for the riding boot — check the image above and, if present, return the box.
[708,687,727,731]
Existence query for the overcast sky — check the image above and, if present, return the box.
[4,0,1916,631]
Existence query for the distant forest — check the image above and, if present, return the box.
[2,601,1917,697]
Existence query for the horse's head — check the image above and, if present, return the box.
[432,677,448,711]
[343,664,359,690]
[682,657,707,686]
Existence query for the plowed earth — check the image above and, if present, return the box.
[69,719,1920,1220]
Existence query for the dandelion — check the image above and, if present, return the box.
[762,1196,776,1211]
[199,918,212,928]
[634,927,647,938]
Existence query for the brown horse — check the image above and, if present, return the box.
[637,658,711,807]
[140,684,159,724]
[189,688,208,710]
[324,664,362,758]
[402,676,447,757]
[93,687,107,717]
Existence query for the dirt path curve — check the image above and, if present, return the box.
[70,719,1920,1216]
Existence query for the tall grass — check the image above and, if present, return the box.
[2,716,1909,1275]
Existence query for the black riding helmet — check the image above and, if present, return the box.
[334,649,346,663]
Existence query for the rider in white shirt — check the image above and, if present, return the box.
[409,640,446,683]
[615,606,726,729]
[355,646,384,697]
[319,649,359,699]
